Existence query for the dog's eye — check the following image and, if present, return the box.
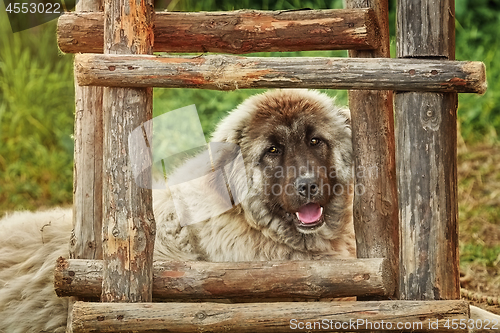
[310,138,321,146]
[268,146,279,154]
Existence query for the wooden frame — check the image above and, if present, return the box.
[57,0,487,331]
[100,0,155,303]
[344,0,400,302]
[69,0,103,331]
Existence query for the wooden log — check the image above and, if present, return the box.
[101,0,155,303]
[396,92,460,300]
[71,0,104,263]
[56,257,101,301]
[57,9,379,54]
[397,0,455,58]
[72,83,103,261]
[70,300,470,332]
[344,0,399,302]
[74,54,486,93]
[54,258,395,300]
[69,0,103,331]
[396,0,461,301]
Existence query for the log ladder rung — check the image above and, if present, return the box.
[58,9,379,54]
[70,300,470,333]
[55,258,395,300]
[74,53,486,93]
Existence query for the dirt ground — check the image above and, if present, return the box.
[458,140,500,314]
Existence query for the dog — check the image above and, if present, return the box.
[0,89,356,332]
[155,89,355,262]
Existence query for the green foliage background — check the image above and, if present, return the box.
[0,8,74,211]
[0,0,499,214]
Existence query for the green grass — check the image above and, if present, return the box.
[455,0,500,143]
[460,243,500,267]
[0,8,75,213]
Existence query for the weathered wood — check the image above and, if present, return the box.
[396,93,459,300]
[72,84,104,261]
[70,300,470,332]
[71,0,104,262]
[101,0,155,303]
[397,0,455,58]
[54,258,395,300]
[74,54,486,93]
[57,9,378,54]
[69,1,103,332]
[345,0,399,301]
[396,0,461,301]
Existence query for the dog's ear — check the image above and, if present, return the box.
[338,107,351,129]
[209,142,249,207]
[332,106,353,185]
[210,96,257,145]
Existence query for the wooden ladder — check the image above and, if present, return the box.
[55,0,486,331]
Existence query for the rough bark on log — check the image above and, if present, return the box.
[396,92,459,300]
[345,0,399,301]
[54,258,395,300]
[70,300,470,332]
[101,0,155,303]
[69,1,104,331]
[71,0,104,264]
[57,9,378,54]
[397,0,455,58]
[72,83,103,261]
[74,54,486,93]
[396,0,461,301]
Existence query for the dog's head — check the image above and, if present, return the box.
[211,89,353,252]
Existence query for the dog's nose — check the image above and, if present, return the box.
[295,175,319,197]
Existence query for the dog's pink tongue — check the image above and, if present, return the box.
[296,203,323,224]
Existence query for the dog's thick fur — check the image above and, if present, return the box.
[0,89,355,332]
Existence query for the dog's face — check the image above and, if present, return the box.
[212,90,353,252]
[249,101,340,234]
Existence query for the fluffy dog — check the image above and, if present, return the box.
[0,89,355,332]
[155,89,355,262]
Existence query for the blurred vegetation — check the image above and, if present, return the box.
[461,243,500,267]
[0,8,74,212]
[455,0,500,143]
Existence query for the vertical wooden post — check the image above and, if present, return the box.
[101,0,155,302]
[344,0,399,299]
[68,1,104,331]
[71,0,104,262]
[396,0,459,300]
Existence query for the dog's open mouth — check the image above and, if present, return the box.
[295,203,324,230]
